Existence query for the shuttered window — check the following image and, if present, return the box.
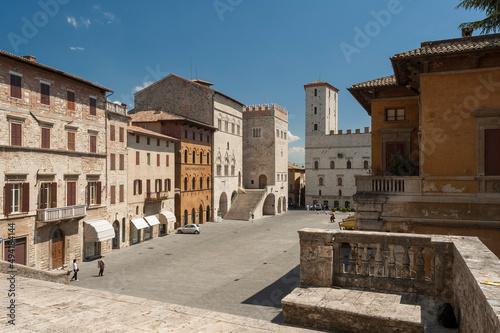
[157,154,160,166]
[110,125,115,141]
[4,183,29,214]
[10,74,21,99]
[119,154,124,170]
[485,129,500,175]
[110,185,116,205]
[90,135,97,153]
[67,182,76,206]
[119,127,124,142]
[41,82,50,105]
[89,97,97,116]
[41,128,50,149]
[166,155,169,167]
[110,153,116,170]
[119,184,124,202]
[136,151,140,165]
[67,91,75,111]
[67,132,76,151]
[11,123,22,146]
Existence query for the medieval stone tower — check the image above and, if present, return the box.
[304,81,339,144]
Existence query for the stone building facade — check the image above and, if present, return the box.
[133,74,243,219]
[349,33,500,256]
[129,110,214,227]
[288,163,305,207]
[105,102,129,251]
[304,80,371,209]
[126,125,177,245]
[243,104,288,215]
[0,51,110,269]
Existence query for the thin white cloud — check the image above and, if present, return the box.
[288,146,305,165]
[81,18,91,28]
[288,131,300,143]
[134,81,153,92]
[103,11,116,23]
[67,16,77,28]
[289,146,305,154]
[93,4,101,10]
[69,46,85,51]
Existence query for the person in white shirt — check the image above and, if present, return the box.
[71,259,79,281]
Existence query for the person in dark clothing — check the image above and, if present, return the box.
[71,259,79,281]
[97,256,106,277]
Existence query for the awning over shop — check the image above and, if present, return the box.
[131,218,149,230]
[84,219,114,243]
[159,210,176,224]
[144,215,160,226]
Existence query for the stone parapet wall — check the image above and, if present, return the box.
[0,260,69,284]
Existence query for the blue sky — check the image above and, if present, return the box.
[1,0,484,166]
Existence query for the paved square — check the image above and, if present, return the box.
[75,210,341,323]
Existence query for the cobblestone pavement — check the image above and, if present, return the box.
[73,210,339,323]
[0,273,319,332]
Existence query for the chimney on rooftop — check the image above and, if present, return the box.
[462,28,473,38]
[22,55,36,62]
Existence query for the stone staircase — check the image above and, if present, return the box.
[223,189,266,221]
[282,287,458,333]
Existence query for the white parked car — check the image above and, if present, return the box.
[177,224,200,234]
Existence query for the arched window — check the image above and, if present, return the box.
[192,177,196,190]
[281,150,283,157]
[184,177,188,191]
[330,161,335,169]
[314,88,317,96]
[334,201,339,208]
[192,132,196,140]
[338,177,343,186]
[339,189,342,196]
[200,177,203,189]
[364,160,369,169]
[319,177,324,186]
[184,150,188,163]
[347,160,351,169]
[184,130,188,138]
[319,190,322,196]
[345,201,350,208]
[314,161,319,169]
[314,106,317,114]
[192,151,196,164]
[314,124,318,131]
[207,152,210,164]
[136,206,139,214]
[206,177,210,189]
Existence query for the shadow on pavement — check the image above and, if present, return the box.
[242,265,300,323]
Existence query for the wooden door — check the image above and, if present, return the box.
[4,237,26,265]
[52,237,64,268]
[385,142,406,171]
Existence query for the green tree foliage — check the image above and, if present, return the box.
[457,0,500,34]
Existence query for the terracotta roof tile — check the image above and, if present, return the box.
[127,125,178,141]
[0,49,112,92]
[349,75,396,89]
[393,34,500,59]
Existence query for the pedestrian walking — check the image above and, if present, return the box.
[71,259,79,281]
[97,256,106,277]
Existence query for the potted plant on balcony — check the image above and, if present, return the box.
[388,152,414,176]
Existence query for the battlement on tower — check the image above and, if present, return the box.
[329,127,370,135]
[243,103,288,122]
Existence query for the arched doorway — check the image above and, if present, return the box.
[259,175,267,189]
[282,197,286,212]
[277,197,282,213]
[219,192,228,218]
[263,193,275,215]
[51,228,64,269]
[183,210,188,226]
[199,204,204,224]
[238,171,241,187]
[112,220,119,249]
[231,191,237,203]
[206,205,211,222]
[191,208,196,224]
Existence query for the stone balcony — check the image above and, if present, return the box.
[106,101,127,116]
[145,191,169,203]
[282,229,500,332]
[36,205,86,222]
